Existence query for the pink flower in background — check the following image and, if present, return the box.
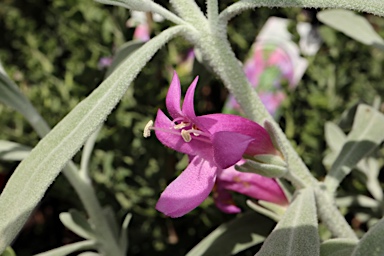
[133,24,150,42]
[224,17,310,117]
[214,162,288,213]
[127,11,164,42]
[145,72,283,217]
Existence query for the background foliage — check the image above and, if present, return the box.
[0,0,383,255]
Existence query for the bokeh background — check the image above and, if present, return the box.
[0,0,384,255]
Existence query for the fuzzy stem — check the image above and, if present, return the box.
[169,0,207,28]
[191,30,316,186]
[207,0,219,30]
[315,184,358,240]
[62,163,124,255]
[219,0,384,24]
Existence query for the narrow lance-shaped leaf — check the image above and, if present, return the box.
[323,122,347,168]
[0,140,31,161]
[317,9,384,50]
[186,212,276,256]
[119,213,132,254]
[0,25,186,252]
[105,41,144,77]
[59,210,95,240]
[0,62,50,137]
[256,187,319,256]
[33,240,96,256]
[324,104,384,193]
[352,216,384,256]
[320,238,357,256]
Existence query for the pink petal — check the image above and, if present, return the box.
[166,71,183,119]
[213,185,241,214]
[156,156,218,217]
[217,166,288,206]
[212,131,254,169]
[154,109,213,158]
[182,76,198,120]
[197,114,278,156]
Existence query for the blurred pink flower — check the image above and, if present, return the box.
[133,24,150,42]
[224,17,308,117]
[146,72,282,217]
[127,11,164,42]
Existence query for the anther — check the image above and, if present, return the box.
[192,124,200,136]
[143,120,154,138]
[181,129,192,142]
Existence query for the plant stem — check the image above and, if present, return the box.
[192,28,316,187]
[63,163,124,255]
[315,184,358,240]
[206,0,219,30]
[219,0,384,24]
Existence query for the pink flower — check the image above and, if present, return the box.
[133,24,150,42]
[213,161,288,214]
[224,17,308,117]
[146,72,284,217]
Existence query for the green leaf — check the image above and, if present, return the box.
[105,41,145,77]
[256,188,319,256]
[119,213,132,254]
[34,240,96,256]
[317,9,384,49]
[0,247,15,256]
[0,25,185,252]
[246,200,282,222]
[324,104,384,193]
[186,212,276,256]
[0,62,50,137]
[0,140,31,161]
[59,210,95,240]
[324,122,346,152]
[323,122,347,169]
[320,238,357,256]
[80,125,102,178]
[352,216,384,256]
[102,206,120,240]
[358,158,383,202]
[336,195,379,209]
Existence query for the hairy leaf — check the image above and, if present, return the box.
[0,25,186,252]
[256,188,319,256]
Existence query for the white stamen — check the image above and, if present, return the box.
[143,120,154,138]
[174,122,189,130]
[181,129,192,142]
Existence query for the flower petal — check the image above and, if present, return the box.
[166,71,183,119]
[182,75,198,120]
[217,166,288,206]
[197,114,278,156]
[212,131,254,169]
[156,156,218,217]
[154,109,214,158]
[213,184,241,214]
